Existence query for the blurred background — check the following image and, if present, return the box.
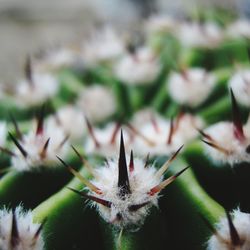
[0,0,249,81]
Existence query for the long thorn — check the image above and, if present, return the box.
[126,123,155,146]
[167,117,174,145]
[25,55,34,86]
[40,138,50,159]
[148,166,189,196]
[226,211,241,246]
[129,150,134,172]
[10,209,19,248]
[155,145,184,179]
[71,145,96,176]
[9,113,23,140]
[0,146,16,157]
[85,117,100,148]
[197,129,214,141]
[36,105,45,136]
[118,130,130,197]
[129,202,149,212]
[230,88,245,142]
[199,214,226,243]
[57,156,102,194]
[9,132,27,158]
[201,139,229,155]
[33,218,47,240]
[68,187,111,208]
[110,122,121,144]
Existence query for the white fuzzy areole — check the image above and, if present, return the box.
[34,47,78,72]
[47,105,86,141]
[207,209,250,250]
[77,85,116,123]
[82,26,125,67]
[168,68,216,107]
[114,46,161,85]
[90,156,161,229]
[0,206,44,250]
[131,108,163,128]
[0,121,7,146]
[176,21,223,48]
[132,113,203,156]
[145,14,179,34]
[203,122,250,166]
[15,73,59,107]
[11,120,69,171]
[229,70,250,107]
[84,123,132,158]
[226,19,250,39]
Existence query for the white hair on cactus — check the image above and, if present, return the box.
[0,205,44,250]
[176,21,223,48]
[132,112,203,156]
[168,68,216,107]
[114,46,161,85]
[207,209,250,250]
[145,14,179,35]
[15,73,59,108]
[10,111,69,171]
[34,46,79,72]
[202,89,250,166]
[47,105,86,141]
[203,121,250,166]
[130,108,164,129]
[77,84,117,123]
[84,122,132,158]
[229,69,250,107]
[64,132,187,230]
[226,19,250,39]
[0,121,7,146]
[82,26,125,67]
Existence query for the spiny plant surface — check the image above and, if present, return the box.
[0,7,249,250]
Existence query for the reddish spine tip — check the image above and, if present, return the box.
[230,88,245,142]
[129,150,134,172]
[85,116,100,148]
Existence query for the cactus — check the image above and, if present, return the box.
[0,8,249,250]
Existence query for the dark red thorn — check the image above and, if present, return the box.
[85,116,100,148]
[226,211,241,246]
[167,117,174,145]
[36,105,46,136]
[0,146,16,157]
[33,218,47,240]
[67,187,112,208]
[118,130,131,197]
[57,134,70,150]
[197,129,214,141]
[129,150,134,172]
[40,138,50,159]
[11,209,19,248]
[9,132,27,158]
[9,113,22,140]
[201,139,229,155]
[144,153,150,168]
[174,109,185,133]
[25,55,34,86]
[110,122,121,144]
[230,88,245,142]
[128,201,149,212]
[71,145,83,161]
[150,115,160,133]
[199,213,217,235]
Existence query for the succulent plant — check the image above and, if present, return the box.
[0,7,250,250]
